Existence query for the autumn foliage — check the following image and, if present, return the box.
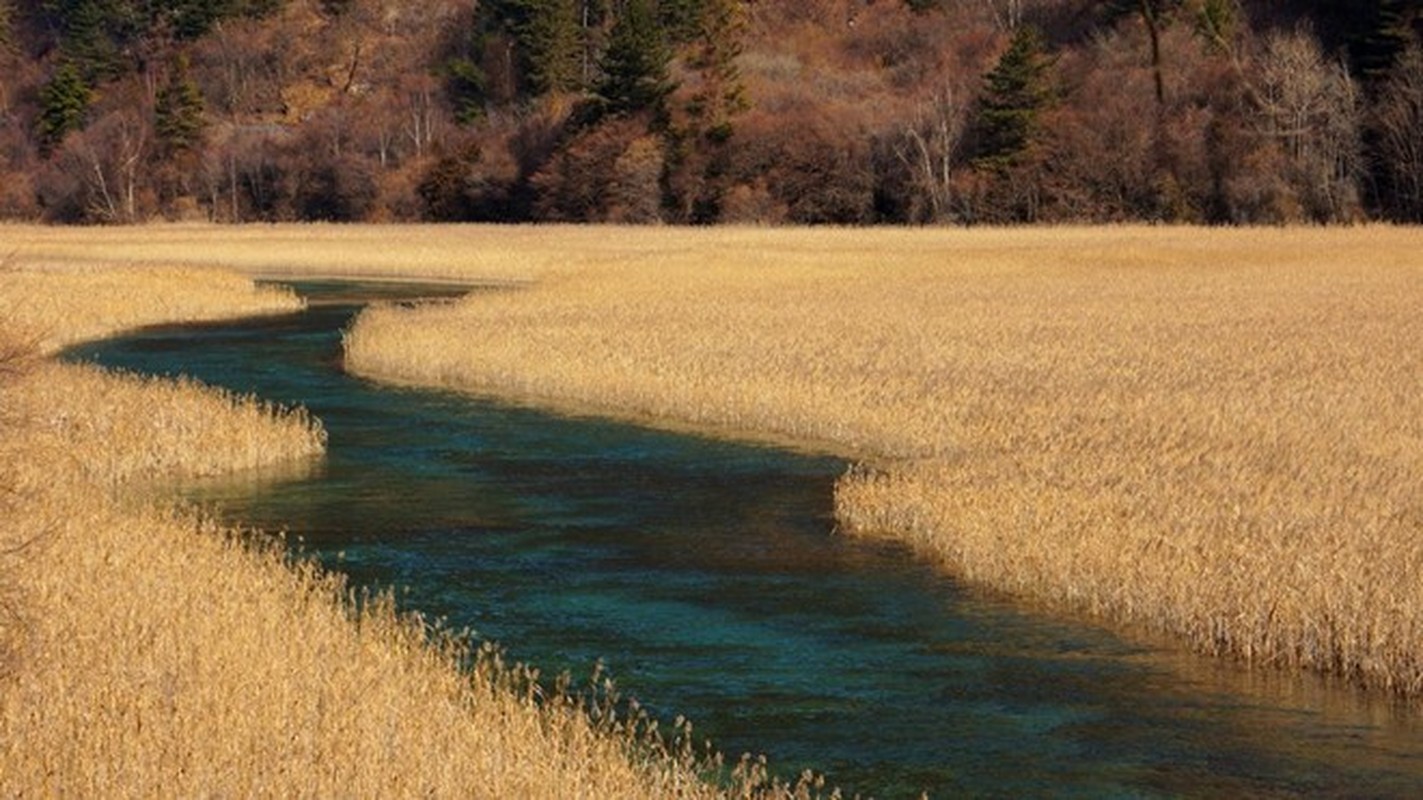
[0,0,1420,224]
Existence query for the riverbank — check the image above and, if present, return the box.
[0,260,721,797]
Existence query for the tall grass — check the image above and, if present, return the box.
[0,262,761,798]
[0,486,726,797]
[7,223,1419,790]
[336,224,1423,697]
[0,261,304,353]
[7,362,326,486]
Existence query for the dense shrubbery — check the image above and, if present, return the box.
[0,0,1419,224]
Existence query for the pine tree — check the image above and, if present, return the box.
[167,0,233,40]
[597,0,674,116]
[0,0,13,51]
[446,56,488,124]
[659,0,703,43]
[1193,0,1239,55]
[496,0,583,95]
[973,25,1053,172]
[46,0,129,80]
[1354,0,1421,83]
[689,0,748,140]
[37,61,92,155]
[155,54,205,153]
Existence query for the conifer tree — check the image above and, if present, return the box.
[155,54,205,153]
[1193,0,1240,54]
[690,0,748,140]
[597,0,674,116]
[659,0,703,43]
[1355,0,1421,82]
[446,56,488,123]
[0,0,13,51]
[496,0,583,95]
[37,61,91,155]
[45,0,129,80]
[973,25,1053,172]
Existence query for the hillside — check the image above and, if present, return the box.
[0,0,1419,225]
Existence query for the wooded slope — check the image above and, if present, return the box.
[0,0,1419,224]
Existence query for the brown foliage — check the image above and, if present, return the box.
[532,116,665,222]
[0,0,1405,224]
[726,108,876,224]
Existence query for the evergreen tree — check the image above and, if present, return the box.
[166,0,234,40]
[1355,0,1421,82]
[1193,0,1240,54]
[155,54,205,153]
[41,0,278,81]
[494,0,583,95]
[1309,0,1421,84]
[44,0,131,80]
[577,0,613,87]
[37,61,91,154]
[0,0,13,51]
[659,0,703,43]
[446,56,488,124]
[597,0,674,116]
[689,0,748,140]
[973,25,1053,171]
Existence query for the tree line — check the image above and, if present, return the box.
[0,0,1420,225]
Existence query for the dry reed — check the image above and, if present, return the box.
[0,261,744,798]
[7,361,326,486]
[333,224,1423,697]
[0,260,304,353]
[0,487,724,797]
[9,222,1419,791]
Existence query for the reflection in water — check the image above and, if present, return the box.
[69,284,1423,799]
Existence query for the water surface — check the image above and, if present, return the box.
[70,283,1423,798]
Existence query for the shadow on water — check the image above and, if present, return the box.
[68,281,1423,799]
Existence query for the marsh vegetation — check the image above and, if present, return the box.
[3,223,1421,796]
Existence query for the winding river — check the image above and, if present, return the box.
[70,282,1423,798]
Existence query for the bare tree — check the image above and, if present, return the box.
[1250,28,1363,222]
[1374,46,1423,221]
[894,81,969,222]
[63,110,150,223]
[983,0,1027,31]
[609,135,665,223]
[400,74,441,160]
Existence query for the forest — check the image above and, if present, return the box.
[0,0,1419,225]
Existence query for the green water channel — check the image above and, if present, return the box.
[69,281,1423,798]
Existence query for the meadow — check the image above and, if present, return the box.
[3,222,1420,794]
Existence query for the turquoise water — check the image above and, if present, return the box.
[70,283,1423,798]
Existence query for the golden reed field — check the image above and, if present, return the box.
[0,256,748,798]
[3,222,1421,793]
[348,224,1420,698]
